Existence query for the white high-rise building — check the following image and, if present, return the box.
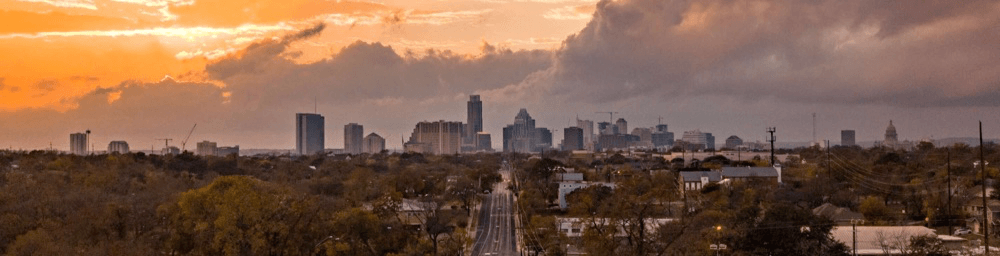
[196,141,218,156]
[344,123,364,154]
[363,133,385,154]
[70,132,87,155]
[107,141,129,154]
[576,118,594,150]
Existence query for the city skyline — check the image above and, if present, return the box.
[1,0,999,151]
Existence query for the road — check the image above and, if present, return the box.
[470,164,517,256]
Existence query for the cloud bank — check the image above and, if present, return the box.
[3,0,1000,150]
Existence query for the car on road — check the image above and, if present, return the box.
[954,228,972,235]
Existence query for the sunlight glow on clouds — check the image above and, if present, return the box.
[17,0,97,10]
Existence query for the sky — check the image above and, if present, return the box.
[1,0,999,151]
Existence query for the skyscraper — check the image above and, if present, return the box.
[503,109,545,153]
[405,121,464,155]
[841,130,856,147]
[655,124,668,133]
[652,124,673,149]
[563,127,584,151]
[296,113,325,155]
[535,128,552,151]
[476,132,492,152]
[598,122,613,135]
[630,127,653,148]
[344,123,364,154]
[575,118,594,150]
[615,118,627,135]
[70,132,87,155]
[107,141,129,154]
[705,133,715,150]
[363,133,385,154]
[196,141,218,156]
[466,95,482,145]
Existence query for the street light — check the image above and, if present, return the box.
[711,225,724,256]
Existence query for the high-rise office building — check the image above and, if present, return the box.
[652,132,674,148]
[681,130,708,150]
[563,127,584,151]
[296,113,325,155]
[535,128,552,151]
[725,136,743,149]
[476,132,492,152]
[70,132,87,155]
[631,128,653,148]
[405,121,464,155]
[344,123,364,154]
[576,118,594,150]
[196,141,218,156]
[107,141,129,154]
[598,122,613,135]
[466,95,483,145]
[652,124,673,149]
[615,118,627,135]
[841,130,856,147]
[504,109,539,153]
[362,133,385,154]
[655,124,668,133]
[705,133,715,150]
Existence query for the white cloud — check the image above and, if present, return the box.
[543,5,592,20]
[0,23,296,39]
[16,0,97,10]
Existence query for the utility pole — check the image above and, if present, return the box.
[767,127,776,166]
[947,149,953,235]
[981,121,988,255]
[826,140,831,177]
[852,221,858,256]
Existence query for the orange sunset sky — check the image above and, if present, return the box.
[1,0,999,150]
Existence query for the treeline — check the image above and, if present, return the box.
[510,142,1000,255]
[0,151,500,256]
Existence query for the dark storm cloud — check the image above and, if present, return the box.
[528,0,1000,107]
[204,28,553,109]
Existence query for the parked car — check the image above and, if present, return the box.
[954,228,972,235]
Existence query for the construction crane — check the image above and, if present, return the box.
[595,111,619,123]
[181,124,197,152]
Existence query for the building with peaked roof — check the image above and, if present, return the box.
[503,109,548,153]
[724,135,743,149]
[719,166,781,184]
[362,133,385,154]
[813,203,864,225]
[678,171,723,196]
